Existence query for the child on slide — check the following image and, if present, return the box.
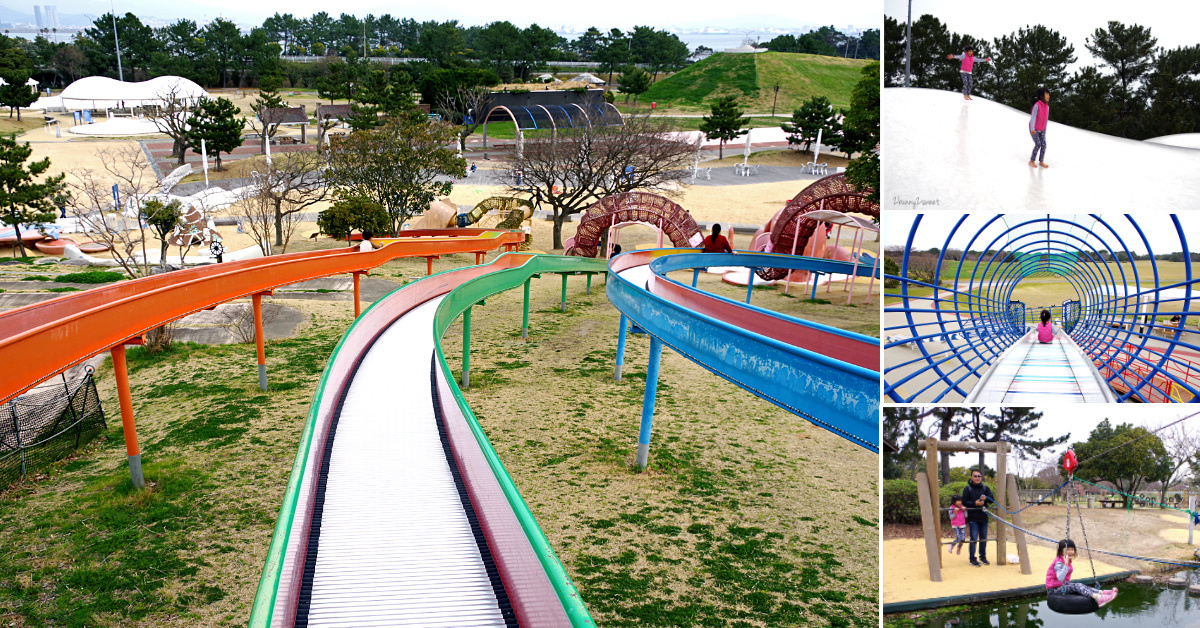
[1030,88,1051,168]
[948,496,967,555]
[1037,309,1054,343]
[946,45,992,100]
[1047,539,1117,606]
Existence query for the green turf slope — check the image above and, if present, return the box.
[641,52,871,111]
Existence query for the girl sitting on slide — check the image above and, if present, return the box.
[1037,309,1054,343]
[1047,539,1117,606]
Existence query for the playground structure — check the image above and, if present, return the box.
[564,191,704,258]
[479,101,623,157]
[608,249,880,461]
[885,214,1200,403]
[883,88,1200,211]
[912,439,1032,583]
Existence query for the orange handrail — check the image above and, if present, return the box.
[0,229,524,405]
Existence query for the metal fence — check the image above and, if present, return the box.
[0,368,107,486]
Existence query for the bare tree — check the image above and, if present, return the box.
[65,145,164,278]
[238,151,329,250]
[505,111,695,250]
[146,84,197,166]
[437,86,494,153]
[1158,419,1200,507]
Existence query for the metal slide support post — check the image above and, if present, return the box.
[560,273,568,312]
[253,293,267,391]
[636,336,664,469]
[110,345,144,488]
[746,268,755,304]
[586,273,592,295]
[522,278,531,339]
[692,268,700,287]
[462,305,472,388]
[810,273,821,300]
[615,314,628,381]
[352,271,363,318]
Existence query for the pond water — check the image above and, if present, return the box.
[913,580,1200,627]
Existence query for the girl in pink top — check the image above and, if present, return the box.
[1037,309,1054,343]
[1029,87,1051,168]
[948,496,967,555]
[946,45,992,100]
[1047,539,1117,606]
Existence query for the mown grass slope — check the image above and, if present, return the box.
[642,52,871,112]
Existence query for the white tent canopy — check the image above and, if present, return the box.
[0,77,39,87]
[569,73,605,85]
[59,75,209,110]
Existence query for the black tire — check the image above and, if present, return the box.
[1046,590,1099,614]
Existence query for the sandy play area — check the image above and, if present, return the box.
[883,539,1126,606]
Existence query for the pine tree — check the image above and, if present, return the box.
[618,66,652,105]
[782,96,842,153]
[698,96,748,160]
[843,62,880,202]
[184,97,245,172]
[0,135,64,257]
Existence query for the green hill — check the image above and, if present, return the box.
[640,52,871,112]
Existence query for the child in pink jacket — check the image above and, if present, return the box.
[1030,87,1051,168]
[946,45,992,100]
[1037,309,1054,343]
[948,496,967,555]
[1047,539,1117,606]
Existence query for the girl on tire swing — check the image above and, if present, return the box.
[1047,539,1117,607]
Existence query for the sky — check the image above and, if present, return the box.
[883,0,1200,72]
[923,406,1200,471]
[883,213,1200,257]
[15,0,880,34]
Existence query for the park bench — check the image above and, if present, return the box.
[1099,498,1123,508]
[806,162,829,175]
[689,166,711,180]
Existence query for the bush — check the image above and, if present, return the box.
[883,479,921,525]
[55,271,125,284]
[317,196,392,240]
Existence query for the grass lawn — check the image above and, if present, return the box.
[0,253,878,627]
[0,116,44,136]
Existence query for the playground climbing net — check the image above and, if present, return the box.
[0,369,106,486]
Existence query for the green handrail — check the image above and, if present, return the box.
[432,254,605,627]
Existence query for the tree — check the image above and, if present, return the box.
[964,407,1069,473]
[982,25,1075,111]
[1142,46,1200,139]
[242,151,330,249]
[0,72,37,121]
[595,29,632,86]
[1056,66,1120,135]
[146,84,199,166]
[323,110,464,234]
[184,97,245,172]
[317,195,391,242]
[78,13,160,80]
[349,67,415,131]
[618,66,652,105]
[437,86,492,152]
[782,95,841,152]
[247,78,287,154]
[1085,21,1158,138]
[929,408,971,484]
[1155,419,1200,508]
[572,27,604,61]
[505,112,695,250]
[844,62,880,203]
[0,135,64,257]
[1072,419,1171,508]
[699,96,749,160]
[883,407,924,480]
[65,145,164,278]
[139,197,184,271]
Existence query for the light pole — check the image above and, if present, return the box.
[110,0,124,81]
[905,0,912,87]
[770,84,781,117]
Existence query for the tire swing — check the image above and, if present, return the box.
[1046,450,1101,616]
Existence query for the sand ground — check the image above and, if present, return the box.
[883,539,1126,604]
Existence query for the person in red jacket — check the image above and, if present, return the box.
[702,224,733,253]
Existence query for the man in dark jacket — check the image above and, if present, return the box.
[961,469,995,567]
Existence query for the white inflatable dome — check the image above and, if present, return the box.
[59,76,209,110]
